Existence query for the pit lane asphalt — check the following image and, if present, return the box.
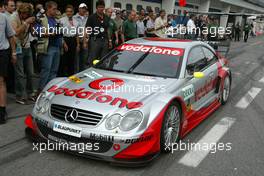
[1,36,264,176]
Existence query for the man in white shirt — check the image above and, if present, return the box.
[137,15,146,37]
[59,5,80,76]
[4,0,15,20]
[73,3,89,72]
[146,10,156,37]
[187,14,196,39]
[155,9,168,38]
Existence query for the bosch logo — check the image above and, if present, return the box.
[89,78,124,90]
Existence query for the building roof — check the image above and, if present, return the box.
[220,0,264,13]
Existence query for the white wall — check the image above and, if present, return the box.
[109,0,162,12]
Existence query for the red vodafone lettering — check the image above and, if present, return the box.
[47,85,143,110]
[117,44,184,56]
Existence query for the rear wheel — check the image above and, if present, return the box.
[160,102,182,153]
[221,76,231,105]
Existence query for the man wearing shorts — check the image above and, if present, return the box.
[0,13,17,124]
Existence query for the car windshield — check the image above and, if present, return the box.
[95,44,184,78]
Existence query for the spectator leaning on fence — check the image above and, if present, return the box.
[84,0,110,66]
[10,3,36,105]
[0,13,16,124]
[34,1,64,93]
[73,3,89,72]
[59,4,80,76]
[121,9,138,42]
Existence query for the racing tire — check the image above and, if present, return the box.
[220,76,231,105]
[160,101,182,153]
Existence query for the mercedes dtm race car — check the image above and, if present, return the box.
[25,38,231,164]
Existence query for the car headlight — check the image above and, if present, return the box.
[35,92,50,114]
[119,111,143,131]
[105,114,121,130]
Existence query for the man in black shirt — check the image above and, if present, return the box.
[84,0,110,66]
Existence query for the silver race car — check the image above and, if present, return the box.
[25,38,231,164]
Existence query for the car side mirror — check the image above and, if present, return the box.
[93,60,100,65]
[193,72,205,79]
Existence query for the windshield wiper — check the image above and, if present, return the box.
[127,52,150,73]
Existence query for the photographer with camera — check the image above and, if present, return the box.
[34,1,65,95]
[10,2,36,104]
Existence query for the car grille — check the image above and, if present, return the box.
[50,104,103,126]
[36,122,113,153]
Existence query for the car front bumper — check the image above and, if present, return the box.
[25,114,160,165]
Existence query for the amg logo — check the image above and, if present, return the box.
[89,133,114,142]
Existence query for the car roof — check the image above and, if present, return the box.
[126,37,205,49]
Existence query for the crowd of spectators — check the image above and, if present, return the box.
[0,0,258,124]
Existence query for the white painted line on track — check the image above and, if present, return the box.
[178,117,236,167]
[259,77,264,83]
[235,87,261,109]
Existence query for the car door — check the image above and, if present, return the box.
[183,46,208,111]
[200,46,219,106]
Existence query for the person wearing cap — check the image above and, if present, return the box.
[0,12,16,124]
[83,0,110,66]
[10,2,36,105]
[74,3,89,71]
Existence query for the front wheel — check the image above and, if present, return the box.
[160,102,182,153]
[221,76,231,105]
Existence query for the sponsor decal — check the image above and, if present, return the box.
[69,75,83,84]
[182,84,194,100]
[120,135,152,144]
[89,77,124,90]
[53,121,82,138]
[195,78,218,101]
[83,71,103,80]
[48,134,68,143]
[47,85,143,109]
[117,44,184,56]
[89,133,114,142]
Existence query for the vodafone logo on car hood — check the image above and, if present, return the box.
[47,77,143,110]
[117,44,184,56]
